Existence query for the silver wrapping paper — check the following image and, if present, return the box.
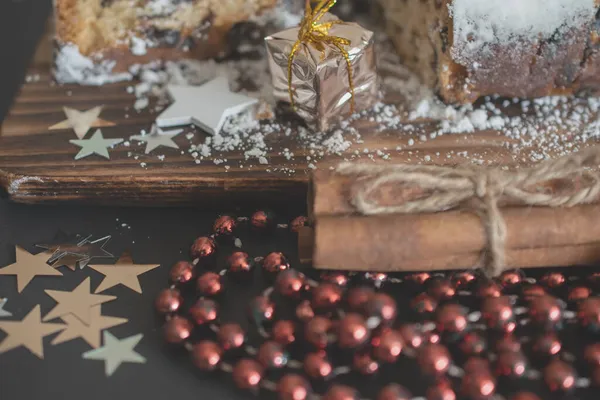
[265,14,378,131]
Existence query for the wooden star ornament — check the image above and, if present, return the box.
[51,305,127,348]
[0,247,62,293]
[49,106,115,139]
[89,252,159,294]
[43,277,116,325]
[0,305,65,358]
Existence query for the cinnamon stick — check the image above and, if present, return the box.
[310,205,600,270]
[299,227,600,271]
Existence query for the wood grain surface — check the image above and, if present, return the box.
[1,57,598,206]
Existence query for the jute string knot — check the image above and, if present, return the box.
[336,147,600,277]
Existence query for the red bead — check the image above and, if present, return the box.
[494,335,521,353]
[366,293,397,325]
[397,324,424,350]
[509,393,541,400]
[346,287,374,312]
[248,296,275,325]
[190,236,216,258]
[272,320,296,345]
[323,385,359,400]
[296,300,315,322]
[218,323,245,350]
[155,288,183,314]
[407,272,431,285]
[191,340,222,370]
[424,331,441,345]
[275,270,306,297]
[529,295,562,330]
[304,352,332,379]
[436,303,468,337]
[163,316,193,344]
[481,296,515,333]
[452,271,476,289]
[377,384,411,400]
[213,215,236,235]
[169,261,194,284]
[277,374,312,400]
[366,272,388,286]
[311,283,343,311]
[410,293,438,315]
[426,379,456,400]
[189,298,218,325]
[568,286,591,302]
[251,210,271,229]
[353,350,379,375]
[305,316,332,349]
[475,280,502,298]
[540,272,565,289]
[577,297,600,330]
[522,285,546,302]
[417,344,451,376]
[337,313,370,348]
[532,332,561,357]
[257,341,288,369]
[498,270,523,288]
[427,278,456,301]
[263,252,290,274]
[290,216,308,232]
[373,328,404,363]
[232,359,263,390]
[227,251,253,274]
[494,351,528,378]
[464,357,491,374]
[196,272,223,296]
[461,371,496,400]
[543,360,577,392]
[459,332,487,357]
[584,343,600,367]
[321,272,349,288]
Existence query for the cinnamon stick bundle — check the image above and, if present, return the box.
[308,155,600,272]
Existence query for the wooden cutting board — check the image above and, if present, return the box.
[1,36,597,206]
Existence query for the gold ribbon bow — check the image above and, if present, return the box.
[287,0,356,113]
[336,147,600,277]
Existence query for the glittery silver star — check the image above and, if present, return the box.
[0,298,12,318]
[70,130,124,160]
[49,106,115,139]
[38,235,113,270]
[131,125,183,154]
[82,331,146,376]
[156,77,258,135]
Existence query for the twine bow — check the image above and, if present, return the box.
[287,0,355,112]
[336,147,600,277]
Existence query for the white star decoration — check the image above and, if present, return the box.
[82,331,146,376]
[131,125,183,154]
[49,106,115,139]
[0,298,12,318]
[70,130,124,160]
[156,77,258,135]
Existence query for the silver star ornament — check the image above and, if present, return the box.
[156,77,258,135]
[0,298,12,318]
[70,130,124,160]
[131,125,183,154]
[82,331,146,376]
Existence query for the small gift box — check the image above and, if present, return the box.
[265,1,378,131]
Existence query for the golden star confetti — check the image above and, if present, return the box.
[89,253,159,294]
[0,247,62,293]
[51,305,127,348]
[48,106,115,139]
[0,305,65,358]
[82,331,146,376]
[43,277,117,325]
